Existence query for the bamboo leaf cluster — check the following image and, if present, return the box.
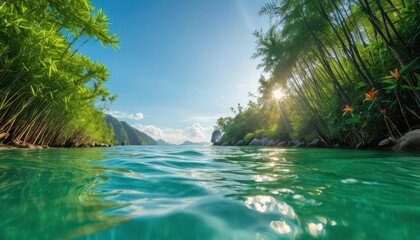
[0,0,119,147]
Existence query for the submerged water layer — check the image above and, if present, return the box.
[0,146,419,239]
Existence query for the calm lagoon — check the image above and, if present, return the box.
[0,146,419,239]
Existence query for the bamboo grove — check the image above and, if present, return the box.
[218,0,419,147]
[0,0,119,147]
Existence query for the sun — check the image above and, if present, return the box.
[272,89,285,100]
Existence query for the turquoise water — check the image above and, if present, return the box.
[0,146,419,239]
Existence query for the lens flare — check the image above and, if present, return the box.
[272,89,285,100]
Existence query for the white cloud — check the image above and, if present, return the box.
[132,123,213,144]
[186,123,207,139]
[107,111,144,120]
[128,112,144,120]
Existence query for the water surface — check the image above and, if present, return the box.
[0,146,419,239]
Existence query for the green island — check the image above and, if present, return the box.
[0,0,419,239]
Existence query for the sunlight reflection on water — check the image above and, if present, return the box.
[0,146,419,239]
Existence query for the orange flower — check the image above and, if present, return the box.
[343,105,353,116]
[364,87,378,102]
[384,68,399,81]
[381,108,388,117]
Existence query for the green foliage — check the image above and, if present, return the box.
[218,0,420,147]
[221,102,265,143]
[244,133,255,142]
[289,111,313,140]
[0,0,119,146]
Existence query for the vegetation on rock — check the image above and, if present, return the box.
[105,114,157,145]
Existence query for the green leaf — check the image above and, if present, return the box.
[30,86,36,96]
[384,85,397,90]
[346,115,361,125]
[48,67,52,78]
[399,57,420,75]
[356,82,366,89]
[382,79,396,85]
[368,102,375,111]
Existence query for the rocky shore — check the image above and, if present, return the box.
[212,129,420,153]
[0,128,116,150]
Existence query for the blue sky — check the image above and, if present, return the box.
[82,0,270,143]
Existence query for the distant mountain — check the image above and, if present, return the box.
[156,139,174,145]
[180,141,211,146]
[105,114,157,145]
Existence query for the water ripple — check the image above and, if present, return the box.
[0,146,419,239]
